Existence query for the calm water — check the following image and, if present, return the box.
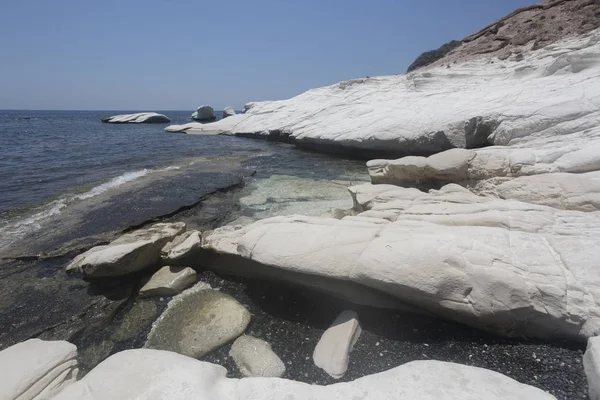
[0,110,367,250]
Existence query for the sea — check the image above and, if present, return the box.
[0,110,367,256]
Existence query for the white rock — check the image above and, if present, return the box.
[139,266,197,297]
[584,336,600,400]
[53,348,556,400]
[222,106,236,119]
[66,222,186,277]
[101,112,170,123]
[313,310,362,378]
[160,230,202,263]
[0,339,78,400]
[166,32,600,159]
[145,284,250,358]
[191,105,216,121]
[229,335,285,377]
[202,186,600,340]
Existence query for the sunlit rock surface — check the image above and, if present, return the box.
[101,112,170,123]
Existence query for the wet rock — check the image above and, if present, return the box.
[160,231,202,264]
[0,339,78,400]
[54,348,557,399]
[229,335,286,377]
[191,105,216,122]
[139,266,197,297]
[112,301,158,342]
[313,310,361,378]
[66,222,186,278]
[222,106,236,119]
[145,284,250,358]
[584,336,600,400]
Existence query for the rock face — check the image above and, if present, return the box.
[407,40,461,72]
[145,284,250,358]
[165,31,600,159]
[313,310,362,378]
[584,336,600,400]
[101,112,170,124]
[222,106,236,119]
[0,339,78,400]
[139,266,197,297]
[229,335,286,378]
[54,348,556,400]
[203,184,600,341]
[191,105,216,122]
[160,230,202,263]
[66,223,186,277]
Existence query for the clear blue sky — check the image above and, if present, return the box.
[0,0,535,111]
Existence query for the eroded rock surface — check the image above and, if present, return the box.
[191,105,216,121]
[160,230,202,264]
[139,266,197,297]
[229,335,286,378]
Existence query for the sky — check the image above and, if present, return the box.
[0,0,536,111]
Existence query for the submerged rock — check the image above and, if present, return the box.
[0,339,78,400]
[313,310,361,379]
[139,266,197,297]
[101,112,170,124]
[222,106,236,119]
[145,284,250,358]
[66,222,186,278]
[191,105,216,122]
[229,335,286,378]
[53,348,556,399]
[584,336,600,400]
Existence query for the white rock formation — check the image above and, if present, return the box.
[145,283,250,358]
[229,335,286,378]
[0,339,78,400]
[139,266,197,297]
[101,112,170,123]
[166,31,600,159]
[191,105,216,121]
[584,336,600,400]
[161,230,202,263]
[53,348,556,400]
[66,222,186,277]
[203,184,600,341]
[222,106,236,119]
[313,310,362,378]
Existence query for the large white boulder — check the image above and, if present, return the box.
[203,185,600,341]
[101,112,170,123]
[166,32,600,158]
[66,222,186,277]
[584,336,600,400]
[53,348,555,400]
[160,230,202,263]
[191,105,216,121]
[0,339,78,400]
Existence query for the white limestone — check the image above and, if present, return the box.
[139,266,197,297]
[166,32,600,159]
[222,106,236,118]
[160,230,202,263]
[53,348,556,400]
[203,185,600,341]
[0,339,78,400]
[66,222,186,277]
[584,336,600,400]
[313,310,362,378]
[229,335,286,378]
[102,112,170,123]
[191,105,216,121]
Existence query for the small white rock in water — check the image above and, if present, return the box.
[584,336,600,400]
[222,106,236,119]
[313,310,362,379]
[101,112,171,124]
[160,230,202,263]
[145,284,250,359]
[229,335,286,378]
[139,266,197,297]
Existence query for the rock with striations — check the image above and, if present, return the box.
[229,335,286,378]
[313,310,362,379]
[145,283,250,358]
[139,266,197,297]
[191,105,216,122]
[66,222,186,278]
[160,230,202,264]
[222,106,236,119]
[53,348,556,400]
[202,185,600,341]
[0,339,78,400]
[101,112,170,124]
[584,336,600,400]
